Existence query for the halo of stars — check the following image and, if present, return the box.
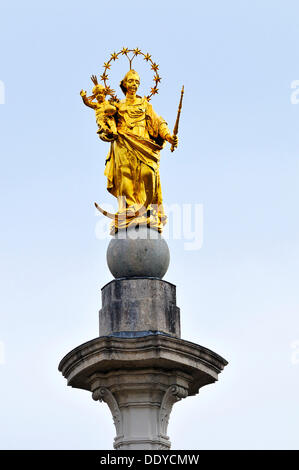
[100,48,161,101]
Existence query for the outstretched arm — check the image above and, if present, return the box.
[80,90,96,109]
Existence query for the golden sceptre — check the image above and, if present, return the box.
[171,85,184,152]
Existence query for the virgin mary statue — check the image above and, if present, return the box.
[101,69,177,234]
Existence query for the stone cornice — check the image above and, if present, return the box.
[58,334,228,396]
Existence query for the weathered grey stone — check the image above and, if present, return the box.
[59,334,228,394]
[58,334,228,450]
[99,278,181,338]
[59,230,229,449]
[106,226,170,279]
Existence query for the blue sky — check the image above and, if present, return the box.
[1,0,299,449]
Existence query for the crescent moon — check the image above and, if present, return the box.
[94,202,116,219]
[94,202,148,220]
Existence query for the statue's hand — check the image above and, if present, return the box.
[97,128,118,142]
[167,134,178,147]
[99,133,118,142]
[80,89,87,97]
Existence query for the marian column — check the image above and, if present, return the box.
[58,49,228,450]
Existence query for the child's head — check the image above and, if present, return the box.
[92,84,106,102]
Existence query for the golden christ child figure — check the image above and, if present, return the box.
[80,75,118,140]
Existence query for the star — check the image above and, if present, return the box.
[151,62,159,72]
[153,74,161,83]
[121,47,129,55]
[100,73,108,81]
[110,52,118,61]
[103,62,111,69]
[105,86,116,96]
[150,87,158,95]
[144,53,152,61]
[133,48,141,55]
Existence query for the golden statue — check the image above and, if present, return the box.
[81,49,183,234]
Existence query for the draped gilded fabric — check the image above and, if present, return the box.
[104,97,171,233]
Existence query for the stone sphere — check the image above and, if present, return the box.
[107,226,170,279]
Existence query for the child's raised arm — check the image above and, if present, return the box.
[80,90,96,109]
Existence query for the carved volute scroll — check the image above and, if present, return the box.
[92,387,123,438]
[158,385,188,439]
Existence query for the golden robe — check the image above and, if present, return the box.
[104,97,171,233]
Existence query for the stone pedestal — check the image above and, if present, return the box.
[59,228,228,449]
[99,278,180,338]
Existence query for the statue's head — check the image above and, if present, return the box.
[92,83,106,102]
[120,70,140,95]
